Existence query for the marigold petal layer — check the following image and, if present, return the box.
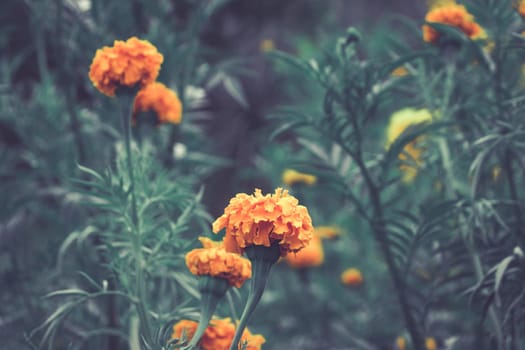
[172,318,265,350]
[185,245,252,288]
[212,188,314,256]
[133,82,182,124]
[422,4,485,44]
[89,37,163,97]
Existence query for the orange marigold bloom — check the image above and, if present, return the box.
[517,1,525,19]
[186,240,252,288]
[212,188,314,257]
[396,336,407,350]
[133,82,182,124]
[391,66,409,77]
[89,37,163,97]
[425,337,437,350]
[171,318,265,350]
[285,235,324,268]
[341,268,363,286]
[422,4,484,44]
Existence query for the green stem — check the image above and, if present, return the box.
[229,244,280,350]
[354,156,425,350]
[119,95,154,347]
[185,277,229,349]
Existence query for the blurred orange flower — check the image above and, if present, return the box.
[282,169,317,186]
[133,82,182,124]
[391,66,409,77]
[314,226,342,240]
[425,337,437,350]
[517,1,525,19]
[422,4,485,44]
[89,37,163,97]
[185,238,252,288]
[285,235,324,268]
[341,268,363,286]
[212,188,314,257]
[171,318,265,350]
[396,336,406,350]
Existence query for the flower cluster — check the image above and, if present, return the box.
[423,3,484,44]
[172,318,265,350]
[133,82,182,124]
[185,238,252,288]
[89,37,163,97]
[386,108,433,183]
[212,188,314,256]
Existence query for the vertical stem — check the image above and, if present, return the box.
[354,156,425,350]
[439,137,504,350]
[120,96,154,347]
[504,150,524,248]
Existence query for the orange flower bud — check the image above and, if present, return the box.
[341,268,363,286]
[133,82,182,124]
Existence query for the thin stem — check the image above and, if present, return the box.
[228,260,272,350]
[354,154,425,350]
[438,137,504,350]
[504,150,524,248]
[119,95,154,347]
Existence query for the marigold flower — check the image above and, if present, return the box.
[133,82,182,124]
[171,318,265,350]
[282,169,317,186]
[285,235,324,268]
[425,337,437,350]
[314,226,342,240]
[396,336,406,350]
[391,66,409,77]
[517,1,525,19]
[89,37,163,97]
[422,4,485,44]
[341,268,363,286]
[386,108,433,183]
[212,188,314,257]
[186,240,252,288]
[259,39,275,52]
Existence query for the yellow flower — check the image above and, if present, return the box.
[282,169,317,186]
[391,66,409,77]
[171,318,265,350]
[185,238,252,288]
[422,3,485,44]
[396,336,406,350]
[426,337,437,350]
[259,39,275,52]
[386,108,433,183]
[492,166,502,182]
[341,268,363,286]
[314,226,342,240]
[285,235,324,268]
[89,37,163,97]
[212,188,314,257]
[133,82,182,124]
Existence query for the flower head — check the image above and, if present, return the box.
[285,235,324,268]
[391,66,409,77]
[212,188,314,257]
[516,1,525,19]
[282,169,317,186]
[89,37,163,97]
[259,39,275,52]
[425,337,437,350]
[396,336,407,350]
[341,268,363,286]
[386,108,433,183]
[133,82,182,124]
[171,318,265,350]
[185,239,252,288]
[423,3,485,44]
